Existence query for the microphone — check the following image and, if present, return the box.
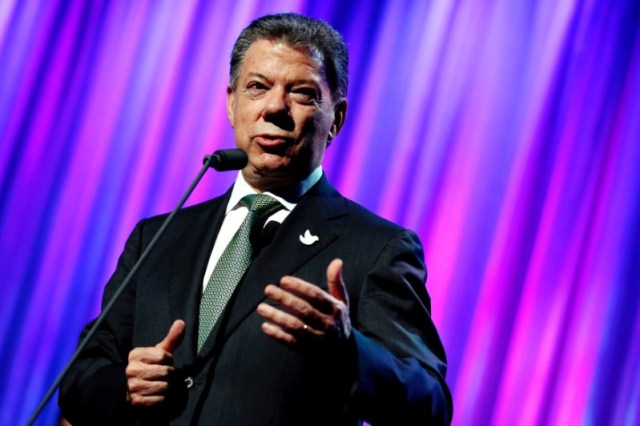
[27,149,244,426]
[203,149,248,171]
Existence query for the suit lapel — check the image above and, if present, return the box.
[166,189,232,361]
[197,177,349,356]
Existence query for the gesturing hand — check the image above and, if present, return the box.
[125,319,185,406]
[257,259,351,347]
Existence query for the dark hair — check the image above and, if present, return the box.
[230,13,348,103]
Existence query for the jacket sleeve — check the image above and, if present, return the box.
[58,222,144,425]
[350,230,453,425]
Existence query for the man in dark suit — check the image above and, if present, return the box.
[59,13,452,425]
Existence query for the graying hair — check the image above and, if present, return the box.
[230,13,348,103]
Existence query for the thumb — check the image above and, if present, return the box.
[156,319,186,353]
[327,258,348,306]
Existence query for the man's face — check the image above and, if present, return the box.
[227,39,346,191]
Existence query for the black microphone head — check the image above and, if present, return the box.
[204,149,248,171]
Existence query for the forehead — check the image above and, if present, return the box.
[239,39,328,83]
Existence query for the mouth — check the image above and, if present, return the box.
[253,134,293,154]
[255,133,293,144]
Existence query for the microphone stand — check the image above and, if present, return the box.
[26,150,246,426]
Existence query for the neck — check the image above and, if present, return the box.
[240,167,323,201]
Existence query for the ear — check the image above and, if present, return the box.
[327,99,347,145]
[226,86,236,127]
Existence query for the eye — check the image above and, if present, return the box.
[245,81,268,96]
[290,87,319,104]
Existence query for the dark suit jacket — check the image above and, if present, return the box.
[59,176,452,425]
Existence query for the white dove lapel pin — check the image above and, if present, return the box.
[299,229,319,246]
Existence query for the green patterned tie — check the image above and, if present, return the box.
[197,194,282,352]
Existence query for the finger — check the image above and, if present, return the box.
[276,278,335,313]
[257,303,323,337]
[128,347,174,365]
[261,321,298,345]
[156,319,185,353]
[126,361,174,380]
[128,393,166,407]
[264,284,315,317]
[127,377,170,396]
[264,284,332,327]
[327,258,348,306]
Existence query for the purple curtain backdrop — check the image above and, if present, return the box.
[1,0,639,424]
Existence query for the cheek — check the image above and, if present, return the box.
[233,100,259,125]
[298,111,331,136]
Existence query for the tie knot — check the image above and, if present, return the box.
[242,194,282,219]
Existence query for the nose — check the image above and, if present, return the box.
[261,88,294,130]
[262,87,289,117]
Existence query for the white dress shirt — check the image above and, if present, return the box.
[202,167,323,292]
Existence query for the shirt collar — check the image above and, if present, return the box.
[226,166,323,214]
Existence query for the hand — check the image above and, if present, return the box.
[257,259,351,347]
[125,319,185,406]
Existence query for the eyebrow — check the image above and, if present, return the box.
[246,72,321,87]
[247,72,268,80]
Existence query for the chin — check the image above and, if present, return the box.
[250,153,290,171]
